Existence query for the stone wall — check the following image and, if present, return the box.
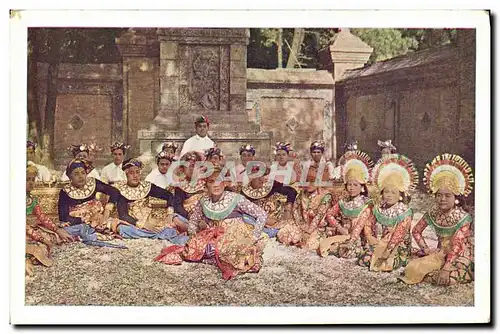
[36,62,123,170]
[246,68,334,160]
[335,31,476,171]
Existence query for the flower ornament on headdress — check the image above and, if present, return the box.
[341,151,374,184]
[161,142,179,153]
[156,151,176,163]
[371,154,419,194]
[423,153,474,197]
[122,158,143,171]
[273,142,291,155]
[110,141,131,153]
[68,144,90,157]
[239,143,256,156]
[204,146,223,159]
[344,140,359,152]
[310,140,326,153]
[88,141,103,153]
[180,151,204,162]
[27,141,37,150]
[377,139,397,152]
[195,115,210,126]
[66,159,94,176]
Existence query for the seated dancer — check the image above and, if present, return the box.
[204,146,224,167]
[114,158,188,243]
[26,164,75,275]
[277,162,334,251]
[318,150,376,259]
[58,159,128,248]
[270,142,301,186]
[27,141,51,182]
[60,144,101,181]
[154,166,268,280]
[100,142,130,184]
[179,115,215,158]
[356,154,419,271]
[162,142,179,156]
[401,154,474,286]
[145,151,176,190]
[172,151,206,219]
[241,165,297,238]
[235,143,255,184]
[377,139,397,159]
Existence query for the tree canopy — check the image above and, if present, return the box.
[247,28,458,68]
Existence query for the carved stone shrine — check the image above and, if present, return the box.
[116,28,272,164]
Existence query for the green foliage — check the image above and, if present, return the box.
[248,28,458,68]
[350,28,418,63]
[28,28,127,64]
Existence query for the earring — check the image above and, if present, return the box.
[454,199,459,205]
[399,196,403,201]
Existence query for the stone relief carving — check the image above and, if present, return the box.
[179,45,221,110]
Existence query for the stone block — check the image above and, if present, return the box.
[160,59,178,77]
[230,77,246,95]
[230,44,246,62]
[230,94,246,112]
[230,60,246,79]
[160,41,178,60]
[160,92,179,110]
[160,77,179,93]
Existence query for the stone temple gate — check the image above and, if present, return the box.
[116,28,272,162]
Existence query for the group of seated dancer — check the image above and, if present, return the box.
[26,116,474,286]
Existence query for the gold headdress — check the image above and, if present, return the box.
[27,161,38,177]
[341,151,374,184]
[423,153,474,197]
[371,154,419,193]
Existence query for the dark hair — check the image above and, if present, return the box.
[111,148,125,155]
[156,156,173,165]
[345,183,369,197]
[380,189,412,204]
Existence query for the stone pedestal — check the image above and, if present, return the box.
[119,28,272,162]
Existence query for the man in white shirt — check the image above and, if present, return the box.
[101,142,130,184]
[235,144,255,184]
[179,115,215,158]
[60,144,101,181]
[27,141,52,182]
[307,140,337,182]
[145,151,175,189]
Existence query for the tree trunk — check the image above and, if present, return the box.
[42,29,64,169]
[27,30,42,146]
[277,28,283,68]
[27,52,41,145]
[286,28,305,68]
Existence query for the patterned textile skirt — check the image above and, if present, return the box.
[356,242,410,272]
[276,223,325,251]
[67,199,127,241]
[25,222,75,274]
[154,218,268,280]
[400,251,474,285]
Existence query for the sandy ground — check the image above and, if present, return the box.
[25,192,474,306]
